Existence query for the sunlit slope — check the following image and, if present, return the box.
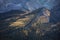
[0,10,36,32]
[0,7,60,40]
[0,7,51,32]
[9,14,34,27]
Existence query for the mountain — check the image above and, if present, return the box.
[50,3,60,24]
[0,10,25,20]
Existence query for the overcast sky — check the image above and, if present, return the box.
[0,0,58,13]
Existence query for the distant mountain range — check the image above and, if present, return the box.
[0,10,25,20]
[0,4,60,24]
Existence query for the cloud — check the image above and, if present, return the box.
[0,0,57,13]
